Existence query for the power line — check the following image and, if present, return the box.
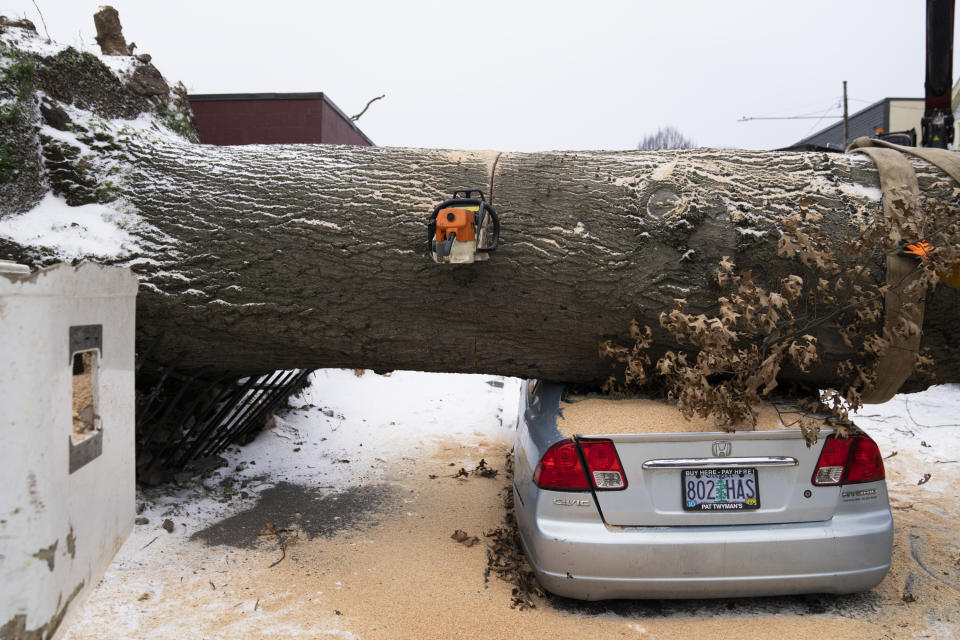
[738,115,843,121]
[739,96,843,122]
[802,96,846,138]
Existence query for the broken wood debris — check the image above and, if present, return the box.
[257,522,300,568]
[902,571,921,603]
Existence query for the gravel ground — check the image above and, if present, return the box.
[63,372,960,640]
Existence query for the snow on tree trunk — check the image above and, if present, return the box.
[109,135,959,388]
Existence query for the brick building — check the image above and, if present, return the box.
[187,92,374,147]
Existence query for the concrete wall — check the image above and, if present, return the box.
[0,263,138,639]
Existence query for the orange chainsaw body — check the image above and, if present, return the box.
[435,207,476,242]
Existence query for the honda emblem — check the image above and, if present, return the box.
[712,440,732,457]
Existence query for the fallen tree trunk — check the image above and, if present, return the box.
[1,21,958,391]
[117,141,960,389]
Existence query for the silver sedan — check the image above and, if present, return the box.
[513,382,893,600]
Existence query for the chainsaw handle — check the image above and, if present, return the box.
[452,189,485,200]
[476,202,499,253]
[433,233,456,259]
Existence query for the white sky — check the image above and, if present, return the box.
[2,0,955,151]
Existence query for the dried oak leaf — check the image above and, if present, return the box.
[474,458,499,478]
[450,529,480,547]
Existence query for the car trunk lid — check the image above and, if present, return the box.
[584,431,839,526]
[559,397,839,526]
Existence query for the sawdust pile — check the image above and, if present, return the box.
[66,436,917,640]
[558,396,825,437]
[865,447,960,630]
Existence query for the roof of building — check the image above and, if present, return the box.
[789,97,923,151]
[187,92,374,146]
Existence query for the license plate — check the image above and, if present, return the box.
[682,468,760,511]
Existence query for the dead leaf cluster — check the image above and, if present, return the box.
[453,459,499,479]
[600,195,960,444]
[483,449,545,610]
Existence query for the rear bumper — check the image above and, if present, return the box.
[519,496,893,600]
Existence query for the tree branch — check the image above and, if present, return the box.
[351,94,385,121]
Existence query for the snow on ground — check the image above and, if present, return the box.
[128,374,960,537]
[0,192,142,259]
[64,373,960,640]
[0,23,75,58]
[855,383,960,494]
[132,369,522,536]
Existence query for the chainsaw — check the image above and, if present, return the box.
[427,189,500,264]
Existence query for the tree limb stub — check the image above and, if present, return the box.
[93,6,130,56]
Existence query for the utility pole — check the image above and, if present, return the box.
[843,80,849,148]
[921,0,955,148]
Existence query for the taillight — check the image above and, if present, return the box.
[534,438,628,491]
[813,436,852,485]
[580,439,627,490]
[844,437,884,483]
[534,439,589,491]
[812,434,885,486]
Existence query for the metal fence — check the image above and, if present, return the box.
[135,346,312,483]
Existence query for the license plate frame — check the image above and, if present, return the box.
[682,467,761,511]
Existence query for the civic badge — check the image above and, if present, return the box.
[712,440,732,457]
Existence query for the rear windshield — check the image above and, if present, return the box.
[557,396,827,437]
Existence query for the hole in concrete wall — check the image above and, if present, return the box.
[69,325,104,473]
[71,350,100,443]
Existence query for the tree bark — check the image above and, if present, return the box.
[110,136,959,388]
[93,6,130,56]
[2,26,959,390]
